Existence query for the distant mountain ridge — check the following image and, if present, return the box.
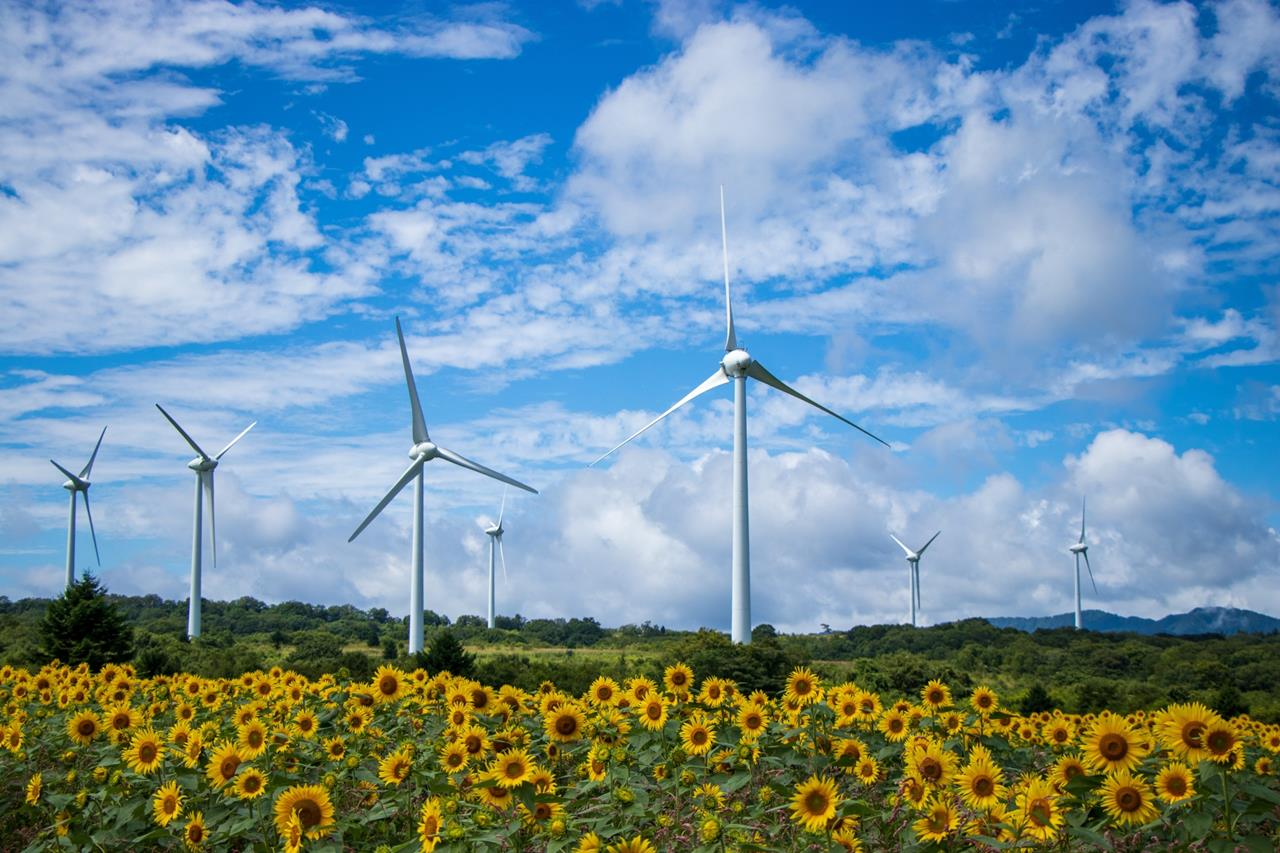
[983,606,1280,636]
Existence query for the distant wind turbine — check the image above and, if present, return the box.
[1069,497,1097,630]
[593,187,888,644]
[348,318,537,654]
[890,530,939,627]
[50,427,107,588]
[156,404,256,639]
[482,489,508,629]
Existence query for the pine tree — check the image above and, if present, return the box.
[421,630,475,677]
[38,573,133,670]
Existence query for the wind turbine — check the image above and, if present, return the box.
[1068,496,1096,630]
[156,405,256,640]
[592,188,888,644]
[50,427,107,588]
[348,318,537,654]
[481,489,508,629]
[890,531,939,628]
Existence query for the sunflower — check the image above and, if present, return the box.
[237,719,268,758]
[854,757,880,784]
[153,780,184,826]
[457,723,490,757]
[698,677,728,707]
[662,663,694,696]
[293,710,318,739]
[920,679,952,711]
[545,704,587,743]
[955,754,1006,810]
[637,697,668,731]
[106,704,140,735]
[1154,763,1194,803]
[1050,754,1088,791]
[124,728,165,774]
[1099,769,1159,827]
[1202,721,1239,763]
[378,748,413,786]
[588,676,620,706]
[969,686,999,716]
[627,677,657,704]
[1042,719,1075,749]
[791,775,840,833]
[418,797,443,852]
[345,706,372,732]
[576,832,603,853]
[440,740,470,772]
[67,710,101,746]
[606,835,657,853]
[372,666,405,703]
[878,708,910,742]
[234,767,268,800]
[908,740,958,788]
[785,667,821,706]
[24,772,41,805]
[1155,703,1221,763]
[1010,777,1065,842]
[913,796,957,842]
[1084,716,1147,774]
[183,811,208,849]
[737,701,769,741]
[273,784,335,840]
[1256,756,1274,776]
[206,740,244,788]
[477,777,516,809]
[490,747,534,788]
[680,716,716,756]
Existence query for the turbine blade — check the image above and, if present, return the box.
[745,361,889,447]
[497,486,507,527]
[1083,550,1097,595]
[591,369,730,466]
[395,316,430,445]
[918,530,941,555]
[204,471,216,568]
[156,404,210,460]
[889,533,913,558]
[80,426,107,479]
[435,446,537,494]
[1080,495,1086,543]
[50,459,82,486]
[215,421,256,460]
[82,492,101,566]
[498,536,508,583]
[720,185,737,353]
[349,458,425,542]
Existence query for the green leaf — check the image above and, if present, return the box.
[1067,825,1111,850]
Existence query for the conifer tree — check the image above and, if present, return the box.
[38,573,133,670]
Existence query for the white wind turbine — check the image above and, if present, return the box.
[481,489,509,629]
[890,530,940,628]
[593,188,888,644]
[50,427,107,588]
[156,404,256,639]
[1069,496,1096,630]
[348,318,537,654]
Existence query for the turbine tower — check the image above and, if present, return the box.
[482,489,508,629]
[50,427,107,588]
[349,318,537,654]
[890,531,939,628]
[156,404,256,640]
[593,188,888,644]
[1069,496,1096,630]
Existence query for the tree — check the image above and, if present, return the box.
[382,638,399,660]
[1019,684,1056,715]
[37,574,133,671]
[422,630,475,677]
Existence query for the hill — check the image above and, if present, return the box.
[983,606,1280,635]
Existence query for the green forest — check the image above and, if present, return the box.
[2,585,1275,721]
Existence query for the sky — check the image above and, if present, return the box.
[1,0,1278,635]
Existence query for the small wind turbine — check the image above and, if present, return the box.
[156,405,256,639]
[481,489,508,629]
[50,427,107,588]
[1068,497,1096,630]
[890,531,939,627]
[348,318,537,654]
[593,188,888,644]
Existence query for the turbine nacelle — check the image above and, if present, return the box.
[186,457,216,472]
[410,441,438,461]
[1069,543,1088,555]
[721,348,752,377]
[905,554,920,564]
[60,476,88,493]
[484,523,503,537]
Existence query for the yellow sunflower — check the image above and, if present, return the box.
[25,772,41,805]
[1155,702,1221,764]
[477,776,516,809]
[371,665,405,703]
[153,780,183,827]
[1154,763,1195,803]
[418,797,443,852]
[377,748,413,786]
[67,710,101,746]
[234,767,268,800]
[969,686,999,716]
[323,736,346,761]
[575,832,603,853]
[680,716,716,756]
[637,697,668,731]
[273,783,335,840]
[736,702,769,741]
[908,740,958,788]
[785,667,821,706]
[440,740,470,773]
[588,676,620,706]
[913,796,957,842]
[606,835,657,853]
[237,719,268,758]
[854,757,880,785]
[791,775,841,833]
[1099,770,1159,826]
[662,663,694,696]
[292,710,318,739]
[205,740,244,788]
[183,811,208,849]
[878,708,910,742]
[545,704,587,743]
[1011,777,1065,842]
[920,679,952,711]
[1083,716,1147,774]
[457,723,490,757]
[490,747,534,788]
[124,728,165,774]
[1050,754,1089,791]
[955,754,1006,810]
[1202,721,1239,763]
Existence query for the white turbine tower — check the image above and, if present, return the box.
[50,427,107,588]
[348,318,537,655]
[890,531,940,627]
[593,188,888,644]
[1069,496,1096,630]
[482,489,508,629]
[156,404,256,640]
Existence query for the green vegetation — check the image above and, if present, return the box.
[1,591,1276,720]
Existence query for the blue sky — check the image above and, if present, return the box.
[1,0,1278,633]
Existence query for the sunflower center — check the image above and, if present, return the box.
[163,795,177,813]
[1116,786,1141,812]
[889,719,904,733]
[794,680,812,696]
[671,672,687,686]
[978,695,993,708]
[927,690,944,705]
[248,731,263,748]
[422,816,439,835]
[555,716,578,736]
[78,720,96,736]
[296,799,321,828]
[221,756,240,779]
[920,758,942,781]
[505,761,525,779]
[112,715,129,730]
[1207,730,1232,753]
[597,687,613,700]
[646,704,663,720]
[189,825,204,842]
[138,742,157,763]
[379,676,397,695]
[1029,799,1052,826]
[692,729,708,745]
[1063,763,1083,781]
[1099,733,1128,760]
[1165,776,1187,796]
[804,791,829,813]
[1181,722,1205,748]
[973,777,994,797]
[1053,729,1069,743]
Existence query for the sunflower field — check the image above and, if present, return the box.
[2,661,1279,852]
